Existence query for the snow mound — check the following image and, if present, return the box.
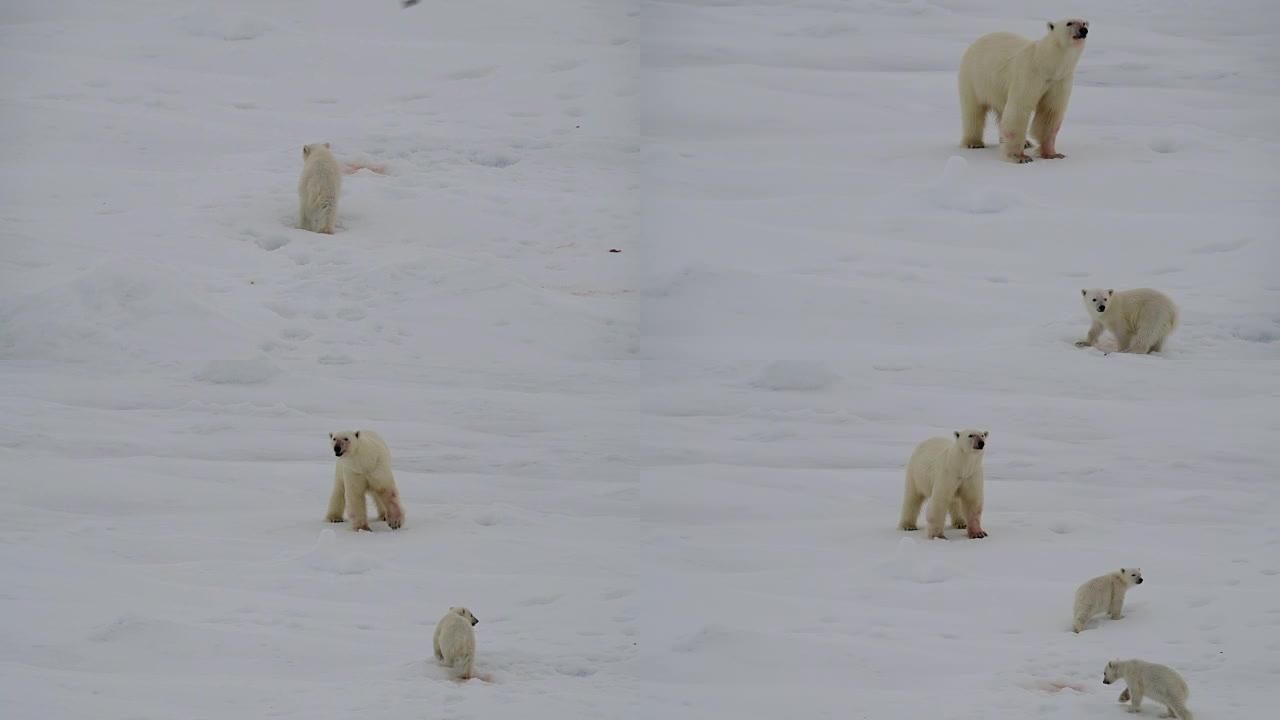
[194,355,278,385]
[877,537,956,584]
[751,360,839,391]
[301,529,381,576]
[924,156,1021,214]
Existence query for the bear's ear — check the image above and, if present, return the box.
[303,145,310,157]
[1080,288,1087,297]
[1047,21,1054,31]
[954,430,960,438]
[981,431,989,438]
[329,432,334,440]
[324,142,331,149]
[1120,567,1125,573]
[1106,289,1114,296]
[354,431,360,438]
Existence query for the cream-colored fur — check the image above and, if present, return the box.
[1073,568,1143,633]
[958,19,1088,162]
[326,430,403,531]
[1076,288,1179,354]
[1104,659,1193,719]
[434,607,478,680]
[299,143,340,234]
[899,429,988,539]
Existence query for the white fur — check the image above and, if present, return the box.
[958,19,1088,162]
[1076,288,1179,354]
[1073,568,1143,633]
[433,607,478,680]
[298,143,340,234]
[899,429,989,539]
[1104,659,1193,719]
[326,430,404,531]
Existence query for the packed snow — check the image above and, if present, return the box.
[1,1,1277,718]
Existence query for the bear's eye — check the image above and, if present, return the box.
[1067,21,1074,26]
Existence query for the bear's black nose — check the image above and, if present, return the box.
[1078,27,1088,37]
[333,447,343,456]
[1097,304,1106,312]
[1136,578,1143,583]
[975,439,985,449]
[1103,678,1111,684]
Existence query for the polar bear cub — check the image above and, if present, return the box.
[434,607,479,680]
[326,430,404,531]
[299,142,340,234]
[958,19,1089,162]
[899,429,989,539]
[1076,288,1178,354]
[1073,568,1143,633]
[1103,659,1193,719]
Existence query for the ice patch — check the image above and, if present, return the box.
[194,355,278,385]
[924,156,1021,214]
[751,360,839,391]
[177,12,274,42]
[301,529,381,575]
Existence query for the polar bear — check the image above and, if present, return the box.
[899,429,989,539]
[299,142,340,234]
[434,607,479,680]
[326,430,404,531]
[1104,659,1193,719]
[1073,568,1143,633]
[958,19,1089,162]
[1076,288,1178,354]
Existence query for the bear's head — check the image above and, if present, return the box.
[954,429,988,452]
[1118,567,1144,586]
[302,142,331,158]
[1102,660,1121,685]
[451,607,479,626]
[1047,18,1089,44]
[1081,288,1114,317]
[329,430,361,458]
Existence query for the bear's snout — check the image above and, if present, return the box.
[1096,303,1106,313]
[973,438,985,450]
[1136,578,1143,584]
[333,446,343,456]
[1103,677,1111,685]
[1076,26,1087,39]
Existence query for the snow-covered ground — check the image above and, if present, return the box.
[2,1,1278,718]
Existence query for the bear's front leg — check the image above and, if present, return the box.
[925,489,953,539]
[344,479,371,532]
[1076,321,1104,348]
[325,471,346,523]
[1108,591,1124,620]
[999,100,1034,163]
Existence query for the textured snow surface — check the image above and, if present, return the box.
[1,1,1277,718]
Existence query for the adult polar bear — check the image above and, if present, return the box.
[958,19,1089,163]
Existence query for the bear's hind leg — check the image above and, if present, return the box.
[898,488,925,531]
[960,92,987,148]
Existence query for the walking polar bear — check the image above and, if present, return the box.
[958,19,1089,162]
[898,429,989,540]
[434,607,479,680]
[1103,659,1194,719]
[1076,288,1179,354]
[1073,568,1143,633]
[299,142,340,234]
[326,430,404,531]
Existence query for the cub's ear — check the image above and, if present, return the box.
[1081,288,1087,296]
[303,145,310,157]
[1107,289,1114,296]
[1120,567,1125,573]
[354,431,360,438]
[954,430,960,438]
[1047,21,1055,31]
[328,432,334,440]
[323,142,331,149]
[981,431,989,438]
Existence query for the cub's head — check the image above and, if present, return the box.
[1102,660,1121,684]
[302,142,331,158]
[1081,288,1114,318]
[954,429,988,452]
[329,430,361,458]
[1118,567,1143,586]
[451,607,479,626]
[1047,18,1089,44]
